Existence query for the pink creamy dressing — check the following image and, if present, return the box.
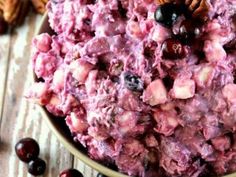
[27,0,236,176]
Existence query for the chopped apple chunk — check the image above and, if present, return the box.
[171,79,195,99]
[143,79,168,106]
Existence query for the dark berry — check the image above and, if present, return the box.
[0,17,8,34]
[97,173,107,177]
[15,138,40,163]
[59,169,83,177]
[28,158,46,176]
[161,38,186,59]
[154,3,181,28]
[124,72,144,92]
[179,20,201,43]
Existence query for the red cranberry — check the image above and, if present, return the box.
[0,17,8,34]
[161,38,186,59]
[97,173,107,177]
[15,138,40,163]
[154,3,182,28]
[179,20,201,43]
[60,169,83,177]
[28,158,46,176]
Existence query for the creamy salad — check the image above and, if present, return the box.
[27,0,236,176]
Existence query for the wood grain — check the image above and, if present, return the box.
[0,12,100,177]
[0,13,73,177]
[0,28,11,119]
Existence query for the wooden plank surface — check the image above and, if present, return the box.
[0,12,99,177]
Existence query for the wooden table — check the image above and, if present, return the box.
[0,12,99,177]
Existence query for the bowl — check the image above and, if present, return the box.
[35,14,236,177]
[36,14,128,177]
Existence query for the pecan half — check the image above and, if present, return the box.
[189,0,210,21]
[3,0,21,24]
[156,0,210,21]
[157,0,175,4]
[3,0,30,25]
[31,0,48,14]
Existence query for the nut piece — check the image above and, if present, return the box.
[156,0,210,21]
[156,0,176,4]
[2,0,30,25]
[31,0,48,14]
[188,0,210,21]
[3,0,21,24]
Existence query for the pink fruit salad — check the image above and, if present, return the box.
[27,0,236,176]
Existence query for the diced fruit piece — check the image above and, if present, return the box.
[123,72,144,92]
[204,40,226,62]
[162,38,186,59]
[151,24,170,43]
[34,54,57,79]
[66,112,88,134]
[153,110,179,136]
[193,65,214,88]
[26,82,51,105]
[15,138,40,163]
[34,33,52,52]
[171,78,195,99]
[179,20,201,43]
[85,70,98,95]
[52,69,65,90]
[143,79,168,106]
[127,21,143,38]
[211,136,231,152]
[69,60,94,83]
[116,111,137,134]
[222,84,236,104]
[59,168,84,177]
[86,37,110,56]
[28,158,46,176]
[154,3,181,28]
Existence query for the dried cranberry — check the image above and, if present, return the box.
[124,72,144,92]
[28,158,46,176]
[161,38,186,59]
[154,3,181,28]
[60,169,83,177]
[179,20,201,43]
[15,138,40,163]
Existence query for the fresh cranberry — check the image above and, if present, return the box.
[15,138,40,163]
[154,3,181,28]
[179,20,201,43]
[60,169,83,177]
[0,17,8,34]
[161,38,186,59]
[28,158,46,176]
[97,173,107,177]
